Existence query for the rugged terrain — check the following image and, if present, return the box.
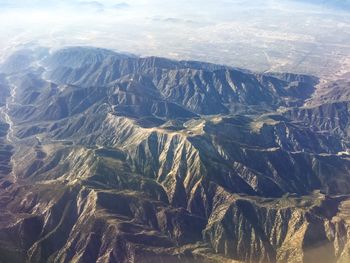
[0,46,350,263]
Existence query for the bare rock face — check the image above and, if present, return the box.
[0,46,350,263]
[203,187,350,263]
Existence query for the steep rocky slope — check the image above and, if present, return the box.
[0,46,350,263]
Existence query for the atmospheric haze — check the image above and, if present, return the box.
[1,0,350,78]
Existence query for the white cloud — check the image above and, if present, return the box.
[112,2,129,9]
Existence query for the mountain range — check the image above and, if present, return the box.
[0,46,350,263]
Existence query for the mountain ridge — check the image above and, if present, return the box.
[0,46,349,263]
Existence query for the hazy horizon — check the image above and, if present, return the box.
[1,0,350,78]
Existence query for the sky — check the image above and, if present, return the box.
[0,0,350,78]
